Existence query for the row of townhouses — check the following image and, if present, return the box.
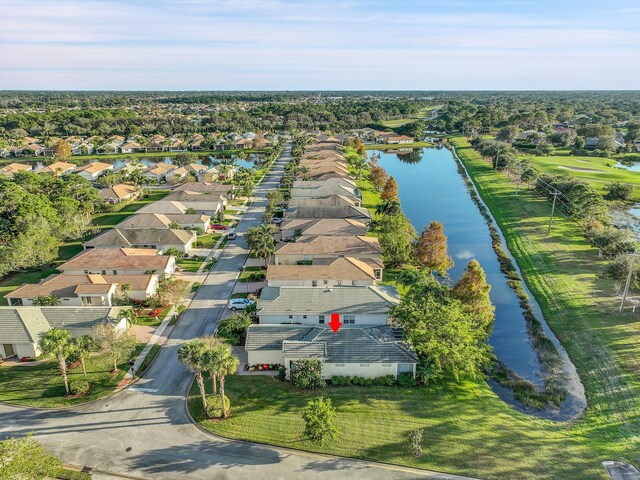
[245,135,418,380]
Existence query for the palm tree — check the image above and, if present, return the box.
[73,335,96,380]
[202,336,224,395]
[207,342,239,418]
[245,224,276,267]
[39,329,75,395]
[32,295,60,306]
[118,308,137,327]
[375,199,401,217]
[177,339,209,415]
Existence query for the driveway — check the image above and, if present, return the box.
[0,146,469,480]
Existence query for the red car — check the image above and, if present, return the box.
[211,224,229,231]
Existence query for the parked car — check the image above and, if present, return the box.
[227,297,255,311]
[272,217,283,225]
[211,224,229,231]
[228,232,237,240]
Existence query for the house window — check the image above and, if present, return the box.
[351,280,357,286]
[337,280,342,286]
[302,315,307,319]
[323,280,328,285]
[335,363,345,367]
[84,270,89,274]
[288,315,293,319]
[360,364,369,367]
[101,270,107,275]
[374,269,382,280]
[319,315,325,324]
[343,315,355,324]
[312,280,317,287]
[112,270,117,275]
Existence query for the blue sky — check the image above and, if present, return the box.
[0,0,639,90]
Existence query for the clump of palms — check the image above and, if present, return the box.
[245,224,277,267]
[72,335,96,380]
[39,328,75,395]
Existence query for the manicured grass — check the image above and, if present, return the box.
[197,233,222,249]
[176,256,205,272]
[135,305,172,327]
[0,268,59,306]
[522,152,640,200]
[92,190,170,228]
[189,376,605,480]
[136,344,162,376]
[0,344,144,408]
[238,266,264,283]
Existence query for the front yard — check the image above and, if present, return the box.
[189,375,606,480]
[0,344,144,408]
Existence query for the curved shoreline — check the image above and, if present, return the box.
[447,142,586,421]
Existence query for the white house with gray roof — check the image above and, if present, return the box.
[256,285,399,326]
[0,307,128,359]
[245,324,417,379]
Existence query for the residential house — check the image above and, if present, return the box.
[76,162,114,181]
[0,307,128,359]
[280,218,368,241]
[58,247,175,277]
[143,163,175,182]
[290,182,361,200]
[166,163,209,181]
[233,138,253,149]
[245,324,417,379]
[255,285,399,326]
[0,162,32,177]
[116,213,210,232]
[285,205,372,223]
[274,235,382,265]
[119,142,141,154]
[266,257,380,287]
[99,184,142,204]
[383,134,414,144]
[287,194,360,209]
[84,228,196,254]
[164,190,228,208]
[37,161,76,176]
[292,177,357,190]
[174,181,234,195]
[6,273,159,307]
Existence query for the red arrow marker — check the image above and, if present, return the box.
[328,313,342,333]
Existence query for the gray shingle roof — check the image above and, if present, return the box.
[40,307,120,330]
[0,309,47,343]
[257,286,399,316]
[246,325,418,364]
[285,205,371,221]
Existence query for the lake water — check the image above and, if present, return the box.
[375,147,544,384]
[613,161,640,172]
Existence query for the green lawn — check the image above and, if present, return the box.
[238,266,264,283]
[176,256,205,272]
[92,190,170,228]
[0,344,144,408]
[135,305,173,327]
[522,152,640,200]
[189,376,604,480]
[197,233,222,249]
[0,268,59,306]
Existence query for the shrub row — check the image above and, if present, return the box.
[329,373,416,388]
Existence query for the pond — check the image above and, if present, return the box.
[613,161,640,172]
[375,147,544,384]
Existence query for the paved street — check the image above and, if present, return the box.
[0,146,467,480]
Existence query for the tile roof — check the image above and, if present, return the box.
[173,182,234,193]
[288,194,358,208]
[280,218,368,237]
[0,163,32,176]
[77,162,113,174]
[38,161,76,174]
[257,285,398,316]
[58,248,169,272]
[267,257,377,282]
[275,235,381,256]
[246,325,418,364]
[99,184,139,200]
[285,205,371,221]
[5,273,155,298]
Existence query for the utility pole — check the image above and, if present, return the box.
[547,190,560,235]
[620,251,638,312]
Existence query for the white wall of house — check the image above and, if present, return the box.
[59,258,176,278]
[247,350,283,365]
[77,169,113,181]
[258,313,389,326]
[0,342,39,359]
[267,279,374,288]
[283,359,415,379]
[11,296,110,307]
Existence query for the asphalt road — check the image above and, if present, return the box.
[0,146,469,480]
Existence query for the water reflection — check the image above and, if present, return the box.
[375,147,544,384]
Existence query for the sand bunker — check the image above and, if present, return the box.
[558,165,604,173]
